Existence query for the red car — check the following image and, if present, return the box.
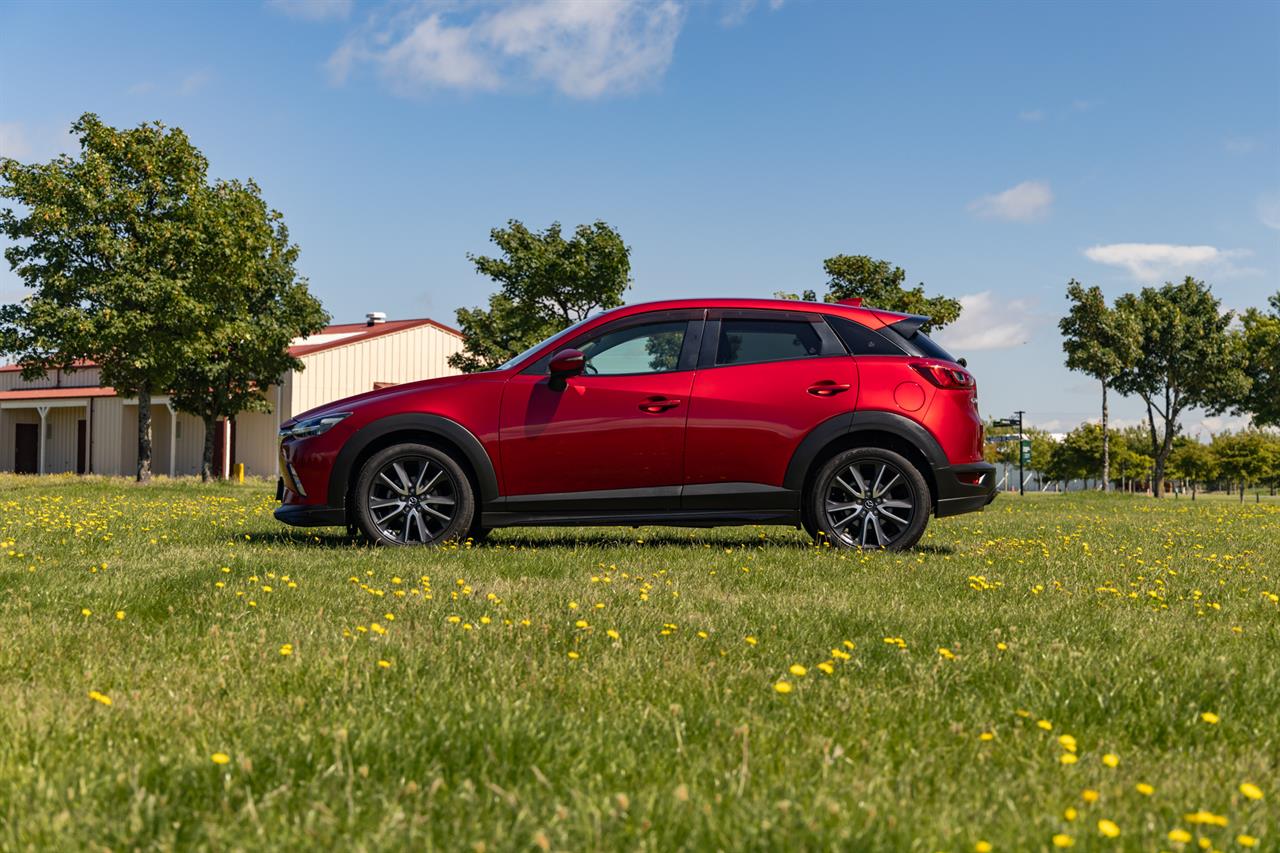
[276,298,995,550]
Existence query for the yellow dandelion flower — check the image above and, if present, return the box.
[211,753,231,765]
[1135,783,1154,796]
[606,629,620,641]
[789,664,807,677]
[1060,753,1078,765]
[1082,789,1100,803]
[1166,828,1192,843]
[87,690,112,706]
[842,640,855,650]
[817,661,834,674]
[745,636,758,646]
[575,619,589,629]
[979,731,994,741]
[81,608,91,617]
[567,651,580,660]
[1200,711,1220,724]
[446,615,461,623]
[279,644,293,656]
[773,681,792,694]
[1102,753,1119,768]
[377,660,392,668]
[1064,807,1077,821]
[974,841,992,853]
[1182,810,1228,827]
[1058,734,1077,752]
[1239,782,1263,800]
[115,610,125,620]
[1052,834,1074,848]
[1037,719,1053,731]
[937,647,956,660]
[996,642,1008,651]
[1237,835,1257,848]
[1097,819,1119,838]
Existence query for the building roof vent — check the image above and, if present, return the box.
[366,312,387,326]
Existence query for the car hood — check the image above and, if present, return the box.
[283,372,495,427]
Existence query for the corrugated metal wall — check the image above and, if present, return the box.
[91,397,125,476]
[0,366,103,391]
[289,325,463,415]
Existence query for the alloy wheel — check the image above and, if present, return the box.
[366,455,458,544]
[823,459,917,549]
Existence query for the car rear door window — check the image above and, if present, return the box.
[715,319,823,366]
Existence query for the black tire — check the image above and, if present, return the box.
[465,524,491,545]
[353,443,475,546]
[807,447,930,551]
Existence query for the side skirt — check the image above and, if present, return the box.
[483,508,801,529]
[482,482,801,528]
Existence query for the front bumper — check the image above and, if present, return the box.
[933,462,998,518]
[274,502,346,528]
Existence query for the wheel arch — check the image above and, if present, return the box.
[784,411,945,511]
[328,414,499,519]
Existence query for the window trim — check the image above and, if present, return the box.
[521,309,705,377]
[697,309,842,369]
[821,314,908,357]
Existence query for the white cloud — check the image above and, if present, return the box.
[329,0,685,99]
[1259,192,1280,231]
[267,0,352,21]
[178,71,212,96]
[0,122,32,159]
[1224,135,1260,155]
[1018,109,1044,122]
[933,291,1035,353]
[1082,242,1252,282]
[967,180,1053,222]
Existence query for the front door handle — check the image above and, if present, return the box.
[639,396,682,413]
[807,381,851,397]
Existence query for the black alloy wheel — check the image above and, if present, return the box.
[353,444,474,545]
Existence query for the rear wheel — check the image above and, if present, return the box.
[353,443,475,546]
[808,447,929,550]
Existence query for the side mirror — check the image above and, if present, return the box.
[548,348,585,391]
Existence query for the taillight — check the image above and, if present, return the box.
[910,360,975,389]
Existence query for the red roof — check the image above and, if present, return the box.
[0,316,462,372]
[0,387,117,401]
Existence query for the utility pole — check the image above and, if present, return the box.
[1015,410,1026,497]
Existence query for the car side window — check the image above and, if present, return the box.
[716,319,823,366]
[578,321,688,375]
[825,316,907,356]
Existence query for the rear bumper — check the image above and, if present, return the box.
[933,462,998,518]
[274,502,346,528]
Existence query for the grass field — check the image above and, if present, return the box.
[1,475,1276,851]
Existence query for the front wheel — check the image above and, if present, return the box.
[808,447,930,550]
[353,443,475,546]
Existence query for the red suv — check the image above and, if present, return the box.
[276,298,995,550]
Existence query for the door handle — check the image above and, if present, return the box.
[807,381,851,397]
[639,396,682,413]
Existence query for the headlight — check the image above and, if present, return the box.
[280,412,351,440]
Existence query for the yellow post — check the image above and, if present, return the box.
[235,463,245,484]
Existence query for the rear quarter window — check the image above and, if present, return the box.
[825,316,907,356]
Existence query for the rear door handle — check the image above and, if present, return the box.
[639,396,682,413]
[807,381,851,397]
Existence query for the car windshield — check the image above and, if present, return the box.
[493,314,598,372]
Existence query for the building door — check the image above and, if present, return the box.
[15,423,38,474]
[77,419,87,475]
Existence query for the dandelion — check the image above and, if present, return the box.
[979,731,994,741]
[377,660,392,668]
[1237,835,1258,848]
[773,681,792,694]
[1058,734,1077,752]
[745,636,758,646]
[1060,753,1078,765]
[1182,810,1228,827]
[1082,789,1100,803]
[1166,828,1192,843]
[211,753,231,765]
[1052,834,1074,848]
[1063,807,1077,821]
[567,651,580,660]
[606,629,620,641]
[937,647,956,660]
[1135,783,1154,796]
[1102,753,1119,768]
[575,619,589,629]
[996,642,1008,651]
[1037,719,1053,731]
[974,842,992,853]
[87,690,112,706]
[817,661,835,674]
[279,644,293,656]
[81,608,91,617]
[789,664,807,677]
[1200,711,1220,724]
[1097,819,1119,838]
[1239,782,1263,800]
[115,611,125,620]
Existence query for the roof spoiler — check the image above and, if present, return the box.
[885,315,931,337]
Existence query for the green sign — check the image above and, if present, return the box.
[1020,439,1031,463]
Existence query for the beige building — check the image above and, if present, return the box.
[0,314,463,478]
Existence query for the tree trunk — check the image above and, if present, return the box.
[201,414,218,482]
[1240,481,1245,503]
[136,386,153,483]
[1191,481,1196,500]
[1100,380,1110,492]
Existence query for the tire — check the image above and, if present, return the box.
[807,447,930,551]
[465,524,491,545]
[353,443,475,546]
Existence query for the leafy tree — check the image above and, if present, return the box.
[1054,422,1109,489]
[168,180,329,481]
[1167,436,1216,499]
[450,220,631,372]
[1112,278,1249,497]
[1059,280,1138,490]
[0,114,210,481]
[1112,425,1154,493]
[1211,430,1273,503]
[777,256,961,333]
[1232,292,1280,427]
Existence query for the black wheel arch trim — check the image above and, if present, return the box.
[782,410,950,494]
[327,413,499,508]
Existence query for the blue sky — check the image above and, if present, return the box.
[2,0,1278,434]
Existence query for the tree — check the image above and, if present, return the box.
[1112,278,1249,497]
[0,114,210,481]
[1055,422,1108,489]
[450,220,631,372]
[1167,437,1216,499]
[1211,430,1272,503]
[777,255,961,333]
[168,180,329,481]
[1233,292,1280,427]
[1059,280,1137,491]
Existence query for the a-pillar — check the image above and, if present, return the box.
[36,405,48,475]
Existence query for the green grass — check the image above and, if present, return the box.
[1,475,1276,851]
